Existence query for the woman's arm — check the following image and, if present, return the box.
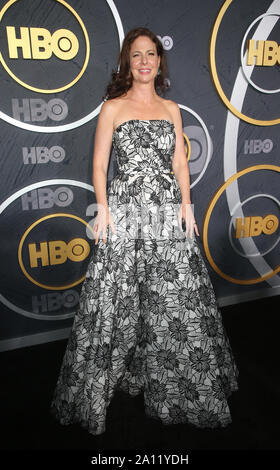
[92,101,115,212]
[169,101,191,205]
[169,101,199,238]
[92,101,116,243]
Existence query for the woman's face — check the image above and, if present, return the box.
[129,35,160,84]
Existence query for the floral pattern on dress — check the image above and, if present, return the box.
[50,120,238,435]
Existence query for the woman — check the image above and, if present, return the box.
[51,27,238,435]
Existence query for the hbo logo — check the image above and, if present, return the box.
[32,290,80,313]
[235,215,278,238]
[244,139,273,154]
[157,35,173,50]
[29,238,90,267]
[23,146,65,164]
[12,98,68,122]
[247,40,280,66]
[7,27,79,60]
[21,187,73,210]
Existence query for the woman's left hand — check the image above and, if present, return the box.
[177,203,200,239]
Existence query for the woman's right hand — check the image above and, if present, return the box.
[93,208,115,245]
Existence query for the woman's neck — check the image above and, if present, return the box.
[127,82,158,105]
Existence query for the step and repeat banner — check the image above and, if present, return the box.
[0,0,279,350]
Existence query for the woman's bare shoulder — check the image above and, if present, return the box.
[101,97,120,112]
[162,98,180,112]
[100,96,127,119]
[157,98,180,123]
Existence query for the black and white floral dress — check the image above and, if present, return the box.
[50,119,238,435]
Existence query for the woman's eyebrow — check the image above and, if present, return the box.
[131,49,155,53]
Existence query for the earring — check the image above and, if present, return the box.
[157,67,161,76]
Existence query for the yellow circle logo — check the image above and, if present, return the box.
[0,0,90,93]
[203,165,280,284]
[210,0,280,126]
[18,213,94,290]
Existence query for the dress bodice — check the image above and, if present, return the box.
[112,119,176,178]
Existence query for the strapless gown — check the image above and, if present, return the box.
[50,119,238,435]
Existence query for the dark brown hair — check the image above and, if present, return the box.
[103,27,169,101]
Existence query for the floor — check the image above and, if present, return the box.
[1,294,279,460]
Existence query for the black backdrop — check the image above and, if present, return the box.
[0,0,279,351]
